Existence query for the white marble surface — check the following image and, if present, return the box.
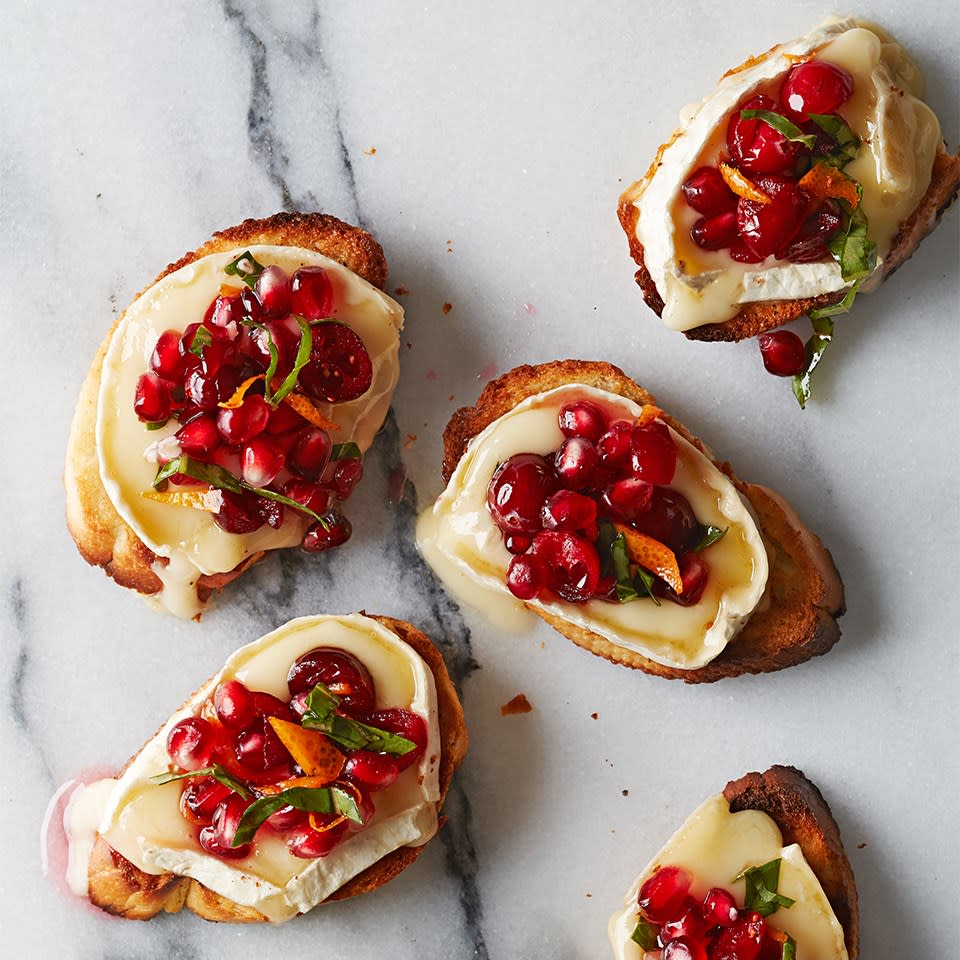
[2,1,958,957]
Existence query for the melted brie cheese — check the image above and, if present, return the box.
[63,614,440,923]
[609,794,849,960]
[627,18,941,331]
[97,246,404,617]
[417,385,768,670]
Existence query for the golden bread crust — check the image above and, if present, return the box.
[84,614,467,923]
[64,212,388,607]
[723,765,859,958]
[440,360,844,682]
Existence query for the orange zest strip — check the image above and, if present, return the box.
[613,522,683,594]
[218,374,265,410]
[266,717,346,781]
[259,775,330,796]
[282,393,341,431]
[309,811,347,833]
[219,283,243,297]
[798,163,860,208]
[719,162,771,204]
[140,487,223,513]
[635,404,663,428]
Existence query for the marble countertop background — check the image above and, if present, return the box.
[2,2,958,957]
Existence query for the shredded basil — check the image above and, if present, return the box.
[829,197,877,282]
[232,784,362,847]
[808,113,860,168]
[630,917,660,950]
[599,520,660,605]
[149,763,250,799]
[792,313,835,409]
[224,250,266,289]
[266,316,313,406]
[331,442,362,461]
[300,683,417,755]
[739,109,817,149]
[694,525,727,552]
[735,858,795,917]
[145,419,169,431]
[782,937,798,960]
[188,325,213,357]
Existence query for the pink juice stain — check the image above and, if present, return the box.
[476,362,498,381]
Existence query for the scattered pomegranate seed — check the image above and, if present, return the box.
[266,805,309,832]
[638,865,693,923]
[166,717,219,771]
[360,709,427,770]
[302,514,352,552]
[288,427,333,480]
[781,59,854,121]
[286,819,349,859]
[557,400,606,442]
[241,437,285,487]
[597,421,634,465]
[703,887,739,927]
[214,680,257,730]
[553,437,599,489]
[206,292,245,330]
[332,458,364,500]
[541,490,597,533]
[150,329,187,381]
[176,414,221,457]
[712,910,768,960]
[528,531,601,603]
[758,330,806,377]
[213,490,267,534]
[134,372,173,423]
[199,794,253,859]
[281,478,332,516]
[630,421,677,485]
[504,533,532,554]
[601,477,654,520]
[180,777,232,824]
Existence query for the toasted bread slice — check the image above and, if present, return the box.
[440,360,844,681]
[81,614,467,923]
[64,213,389,608]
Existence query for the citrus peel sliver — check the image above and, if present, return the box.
[719,162,771,204]
[141,487,223,513]
[266,717,345,781]
[798,163,860,207]
[613,522,683,594]
[218,374,265,410]
[259,775,331,796]
[635,404,663,428]
[282,393,341,431]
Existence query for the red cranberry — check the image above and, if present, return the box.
[637,866,693,923]
[656,552,708,606]
[487,453,558,535]
[266,805,308,832]
[600,477,653,520]
[290,266,334,320]
[214,680,257,730]
[286,819,348,859]
[528,531,601,603]
[557,400,607,442]
[703,887,739,927]
[631,421,677,485]
[288,428,332,480]
[332,458,364,500]
[737,183,807,260]
[343,751,401,791]
[712,911,768,960]
[682,166,738,216]
[134,372,173,423]
[597,421,634,465]
[198,794,253,859]
[729,240,767,264]
[251,691,294,721]
[506,553,547,600]
[258,495,284,529]
[360,709,427,770]
[541,490,597,533]
[504,533,532,554]
[691,210,738,251]
[302,514,352,552]
[213,490,267,534]
[632,488,699,554]
[727,94,800,174]
[166,716,218,771]
[150,329,187,381]
[180,776,232,824]
[779,200,841,263]
[176,414,221,458]
[288,647,376,713]
[298,322,373,403]
[241,437,285,487]
[781,60,854,121]
[553,437,599,489]
[758,330,806,377]
[254,264,292,317]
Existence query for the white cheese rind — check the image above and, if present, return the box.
[417,385,768,670]
[631,19,941,331]
[64,614,441,923]
[608,794,849,960]
[96,246,404,617]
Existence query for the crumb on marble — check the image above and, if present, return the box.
[857,842,867,849]
[442,302,453,315]
[394,286,411,296]
[405,341,412,349]
[404,433,417,449]
[448,393,455,401]
[622,789,629,797]
[590,712,598,720]
[425,369,438,381]
[585,892,592,898]
[363,146,377,156]
[500,693,533,715]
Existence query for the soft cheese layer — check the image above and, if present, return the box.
[629,18,941,331]
[97,246,404,616]
[64,614,440,923]
[417,385,768,670]
[608,794,848,960]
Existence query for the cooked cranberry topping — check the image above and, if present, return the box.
[528,530,601,603]
[691,211,739,251]
[506,553,547,600]
[682,166,738,217]
[558,400,607,442]
[758,331,806,377]
[298,322,374,403]
[727,94,799,174]
[780,60,854,121]
[288,647,376,713]
[487,453,558,534]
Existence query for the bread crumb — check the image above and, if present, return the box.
[405,341,412,349]
[622,789,629,797]
[857,842,867,849]
[394,286,410,296]
[448,394,455,402]
[590,712,598,720]
[500,693,533,715]
[585,892,592,898]
[363,146,377,156]
[425,369,438,381]
[403,434,417,449]
[442,302,453,315]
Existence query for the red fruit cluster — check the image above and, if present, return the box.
[165,647,428,861]
[682,60,854,263]
[486,400,710,606]
[133,261,371,551]
[636,866,793,960]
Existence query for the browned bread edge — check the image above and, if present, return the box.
[64,212,388,606]
[440,360,845,682]
[85,614,468,923]
[723,765,859,958]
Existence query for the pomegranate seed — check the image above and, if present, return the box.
[234,718,293,775]
[288,428,332,480]
[217,394,270,445]
[286,819,348,859]
[758,330,806,377]
[258,496,284,529]
[166,717,218,771]
[213,490,266,534]
[691,210,738,251]
[638,866,693,924]
[150,330,187,381]
[288,647,376,713]
[633,488,699,553]
[600,477,653,520]
[262,719,294,769]
[727,94,800,174]
[290,266,334,319]
[729,240,766,264]
[712,911,768,960]
[660,903,707,944]
[250,691,294,721]
[504,533,532,554]
[528,531,601,602]
[703,887,739,927]
[631,421,677,485]
[661,552,708,605]
[134,372,173,423]
[214,680,257,730]
[506,553,547,600]
[780,201,841,263]
[205,292,245,330]
[241,437,285,486]
[597,421,634,465]
[265,401,306,434]
[281,478,332,515]
[185,366,242,411]
[255,264,292,317]
[302,514,352,552]
[199,338,239,377]
[359,709,427,770]
[299,322,373,403]
[198,794,253,859]
[737,185,807,260]
[487,453,558,534]
[180,777,232,824]
[682,166,738,216]
[781,60,854,121]
[662,939,707,960]
[557,400,607,442]
[343,751,401,791]
[266,805,308,832]
[541,490,597,533]
[176,414,221,458]
[332,458,364,500]
[239,286,265,324]
[553,437,600,489]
